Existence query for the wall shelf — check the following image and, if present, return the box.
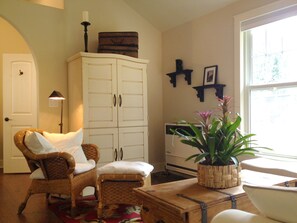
[193,84,226,102]
[166,69,193,87]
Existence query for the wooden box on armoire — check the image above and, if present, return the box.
[97,31,138,58]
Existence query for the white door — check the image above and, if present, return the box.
[118,127,148,162]
[117,60,148,127]
[3,54,37,173]
[82,58,117,128]
[84,128,118,167]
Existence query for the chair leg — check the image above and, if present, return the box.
[97,201,103,219]
[70,196,77,218]
[94,186,99,200]
[46,193,51,205]
[18,189,32,215]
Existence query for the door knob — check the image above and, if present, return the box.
[4,117,11,122]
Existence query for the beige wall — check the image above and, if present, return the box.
[0,0,163,168]
[0,18,31,163]
[162,0,278,124]
[0,0,285,170]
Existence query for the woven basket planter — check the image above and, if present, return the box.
[197,163,241,189]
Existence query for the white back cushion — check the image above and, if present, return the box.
[25,131,58,154]
[43,128,88,163]
[243,184,297,223]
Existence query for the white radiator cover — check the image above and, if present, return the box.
[165,123,201,176]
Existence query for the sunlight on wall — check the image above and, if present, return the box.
[26,0,64,9]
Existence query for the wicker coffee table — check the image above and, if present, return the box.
[134,170,296,223]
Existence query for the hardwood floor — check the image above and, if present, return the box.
[0,169,191,222]
[0,169,62,223]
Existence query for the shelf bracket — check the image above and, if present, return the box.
[166,69,193,87]
[193,84,226,102]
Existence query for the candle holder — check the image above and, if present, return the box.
[81,21,91,52]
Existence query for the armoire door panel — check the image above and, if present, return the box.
[88,79,112,93]
[82,58,117,128]
[122,82,144,94]
[89,107,113,122]
[84,128,118,166]
[120,66,144,82]
[122,108,145,121]
[121,146,144,160]
[118,127,148,162]
[86,62,114,79]
[88,93,112,107]
[122,95,143,107]
[117,59,147,127]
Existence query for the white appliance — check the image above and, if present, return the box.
[165,123,201,176]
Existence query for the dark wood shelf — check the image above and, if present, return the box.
[193,84,226,102]
[166,69,193,87]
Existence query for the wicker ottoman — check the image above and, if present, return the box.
[97,161,153,219]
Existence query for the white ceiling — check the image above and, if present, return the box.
[124,0,240,31]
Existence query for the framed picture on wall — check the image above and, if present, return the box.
[203,65,218,86]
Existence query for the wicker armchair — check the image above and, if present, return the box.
[14,128,99,217]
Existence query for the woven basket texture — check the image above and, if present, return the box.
[97,173,147,218]
[14,128,99,217]
[197,163,241,189]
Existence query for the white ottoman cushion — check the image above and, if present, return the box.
[98,161,154,177]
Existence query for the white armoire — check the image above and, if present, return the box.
[67,52,149,167]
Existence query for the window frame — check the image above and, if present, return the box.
[234,0,297,160]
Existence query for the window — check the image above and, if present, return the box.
[243,14,297,159]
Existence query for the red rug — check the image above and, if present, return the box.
[49,196,143,223]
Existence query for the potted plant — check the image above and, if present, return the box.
[173,96,268,188]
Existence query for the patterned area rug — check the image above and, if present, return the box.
[49,196,143,223]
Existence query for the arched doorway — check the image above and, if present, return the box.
[0,17,38,173]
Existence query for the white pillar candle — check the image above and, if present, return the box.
[82,11,89,22]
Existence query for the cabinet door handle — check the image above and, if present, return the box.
[114,148,118,161]
[119,95,122,107]
[113,94,116,107]
[120,147,123,160]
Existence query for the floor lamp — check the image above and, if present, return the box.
[49,90,65,133]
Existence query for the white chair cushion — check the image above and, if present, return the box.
[74,159,96,175]
[24,131,58,154]
[43,128,88,164]
[97,161,154,177]
[29,168,45,179]
[30,159,96,179]
[243,184,297,223]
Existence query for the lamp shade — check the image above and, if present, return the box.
[48,90,65,100]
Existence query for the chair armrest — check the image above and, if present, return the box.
[82,144,99,163]
[32,152,75,180]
